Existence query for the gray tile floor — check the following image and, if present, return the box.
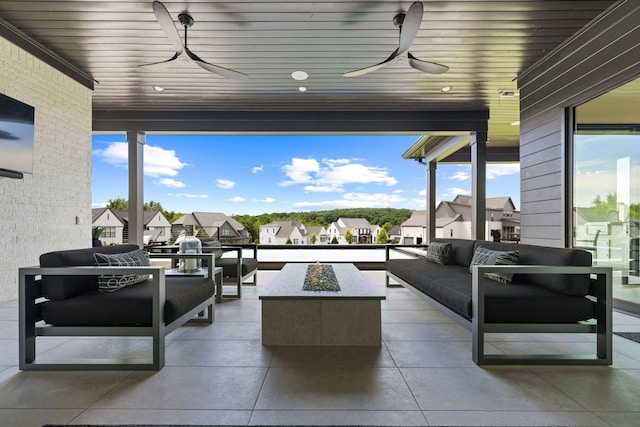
[1,270,640,426]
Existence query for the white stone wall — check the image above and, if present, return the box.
[0,38,93,301]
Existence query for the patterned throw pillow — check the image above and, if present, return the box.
[469,246,519,284]
[93,249,150,292]
[425,242,452,265]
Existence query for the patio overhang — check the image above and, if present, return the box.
[401,128,518,243]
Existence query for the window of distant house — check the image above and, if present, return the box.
[221,228,230,236]
[102,227,116,238]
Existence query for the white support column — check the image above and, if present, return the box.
[426,161,437,243]
[471,132,487,241]
[128,131,145,247]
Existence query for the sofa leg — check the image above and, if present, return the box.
[152,330,165,370]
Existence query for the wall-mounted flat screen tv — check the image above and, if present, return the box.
[0,93,35,177]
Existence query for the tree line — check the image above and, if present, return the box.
[232,207,413,243]
[104,198,413,243]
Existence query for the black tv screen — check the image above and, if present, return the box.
[0,93,35,176]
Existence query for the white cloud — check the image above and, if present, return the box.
[281,158,320,186]
[322,158,351,167]
[447,187,470,196]
[281,157,397,191]
[450,171,470,181]
[317,163,397,187]
[92,202,108,208]
[294,192,405,209]
[252,165,264,174]
[169,193,208,199]
[216,178,236,189]
[407,197,427,209]
[486,164,520,179]
[447,164,519,181]
[157,178,185,188]
[304,185,340,193]
[229,196,246,202]
[96,142,186,178]
[261,197,275,203]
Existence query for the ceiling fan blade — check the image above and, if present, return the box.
[138,52,180,69]
[185,47,249,80]
[407,52,449,74]
[342,49,399,77]
[152,1,184,55]
[398,2,423,54]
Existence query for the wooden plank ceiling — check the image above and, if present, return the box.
[0,0,617,144]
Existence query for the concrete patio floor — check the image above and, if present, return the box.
[1,270,640,426]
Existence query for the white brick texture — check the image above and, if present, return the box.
[0,37,93,301]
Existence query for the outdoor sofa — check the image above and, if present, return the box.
[18,244,215,371]
[386,238,613,365]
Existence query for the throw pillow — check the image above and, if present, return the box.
[425,242,452,265]
[469,246,519,284]
[93,249,150,292]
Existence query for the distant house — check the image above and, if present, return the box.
[436,195,520,240]
[92,208,124,246]
[387,225,401,243]
[400,210,427,244]
[92,208,171,245]
[574,207,637,262]
[172,212,251,244]
[327,218,375,244]
[400,196,521,243]
[111,210,172,245]
[306,225,330,244]
[260,220,310,245]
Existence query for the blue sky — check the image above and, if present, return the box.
[92,134,520,216]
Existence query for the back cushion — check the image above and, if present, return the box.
[40,244,140,300]
[473,241,592,296]
[431,239,476,266]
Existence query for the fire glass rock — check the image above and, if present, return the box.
[303,263,341,291]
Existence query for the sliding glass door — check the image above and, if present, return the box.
[572,78,640,313]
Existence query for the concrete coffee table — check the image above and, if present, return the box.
[259,263,386,346]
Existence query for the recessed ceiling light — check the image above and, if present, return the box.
[511,120,521,126]
[152,85,165,92]
[298,86,308,93]
[440,86,452,92]
[499,89,516,98]
[291,71,309,81]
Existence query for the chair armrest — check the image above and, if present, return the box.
[20,265,165,277]
[471,264,612,324]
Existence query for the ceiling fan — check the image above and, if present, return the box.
[140,1,248,80]
[343,2,449,77]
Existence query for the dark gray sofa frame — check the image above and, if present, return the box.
[155,244,258,300]
[18,252,216,371]
[386,245,613,366]
[214,245,258,298]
